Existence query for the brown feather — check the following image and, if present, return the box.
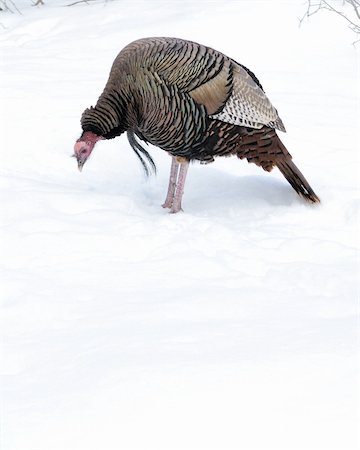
[189,59,232,115]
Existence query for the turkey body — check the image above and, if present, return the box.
[75,37,319,212]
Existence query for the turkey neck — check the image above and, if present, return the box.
[81,75,137,140]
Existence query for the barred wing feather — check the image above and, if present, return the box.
[210,64,286,132]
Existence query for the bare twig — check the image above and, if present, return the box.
[0,0,114,12]
[66,0,99,6]
[66,0,115,5]
[348,0,360,20]
[0,0,22,14]
[299,0,360,44]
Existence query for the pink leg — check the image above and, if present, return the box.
[162,156,180,209]
[170,160,189,214]
[162,156,180,208]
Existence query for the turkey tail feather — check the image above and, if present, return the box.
[127,130,157,176]
[276,159,320,203]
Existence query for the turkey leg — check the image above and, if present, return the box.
[162,156,180,208]
[170,159,189,214]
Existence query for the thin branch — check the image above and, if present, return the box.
[65,0,116,5]
[0,0,22,14]
[347,0,360,20]
[321,0,360,29]
[299,0,360,44]
[66,0,99,6]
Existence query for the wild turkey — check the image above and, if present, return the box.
[74,37,320,212]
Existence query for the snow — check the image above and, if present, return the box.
[0,1,359,449]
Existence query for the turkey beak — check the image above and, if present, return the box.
[71,153,85,171]
[73,147,88,172]
[77,158,85,172]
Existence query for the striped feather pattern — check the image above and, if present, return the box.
[79,37,319,203]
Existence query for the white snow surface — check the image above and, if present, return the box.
[0,1,359,449]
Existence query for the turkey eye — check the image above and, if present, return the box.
[81,149,87,155]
